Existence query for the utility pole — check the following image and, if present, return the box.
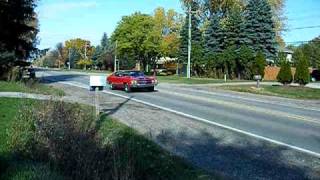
[84,43,87,59]
[114,40,118,72]
[68,48,71,70]
[187,4,192,79]
[84,43,88,70]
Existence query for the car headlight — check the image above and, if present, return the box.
[152,79,158,84]
[131,80,137,85]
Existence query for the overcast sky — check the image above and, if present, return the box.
[36,0,320,49]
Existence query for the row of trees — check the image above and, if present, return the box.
[39,38,96,70]
[0,0,39,79]
[178,0,278,79]
[40,0,309,82]
[277,49,310,86]
[276,36,320,86]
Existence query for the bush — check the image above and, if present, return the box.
[294,50,310,86]
[8,100,108,179]
[8,101,41,159]
[277,60,293,85]
[252,51,266,78]
[8,100,210,180]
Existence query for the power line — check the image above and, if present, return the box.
[285,39,320,45]
[284,25,320,31]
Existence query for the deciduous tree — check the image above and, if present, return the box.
[111,12,161,71]
[65,38,94,69]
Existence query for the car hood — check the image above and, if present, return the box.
[134,76,155,80]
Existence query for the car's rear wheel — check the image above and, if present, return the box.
[90,86,96,91]
[124,84,131,93]
[147,86,154,92]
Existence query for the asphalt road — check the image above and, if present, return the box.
[38,69,320,157]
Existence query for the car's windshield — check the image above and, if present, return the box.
[129,71,145,77]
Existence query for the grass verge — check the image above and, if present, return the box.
[157,75,250,84]
[0,98,215,180]
[0,80,65,96]
[219,85,320,99]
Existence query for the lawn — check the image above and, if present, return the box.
[156,75,250,84]
[0,81,65,96]
[0,98,215,180]
[220,85,320,99]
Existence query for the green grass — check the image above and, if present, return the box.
[220,85,320,99]
[0,81,65,96]
[0,98,216,180]
[156,75,250,84]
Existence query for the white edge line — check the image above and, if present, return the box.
[59,81,320,158]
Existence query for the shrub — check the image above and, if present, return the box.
[294,50,310,86]
[277,60,293,85]
[252,51,266,78]
[238,46,254,80]
[8,101,42,159]
[8,100,209,180]
[8,100,109,180]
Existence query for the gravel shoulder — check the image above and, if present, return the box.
[47,82,320,180]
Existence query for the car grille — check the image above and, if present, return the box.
[137,79,152,84]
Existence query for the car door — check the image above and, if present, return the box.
[119,72,129,88]
[113,72,123,87]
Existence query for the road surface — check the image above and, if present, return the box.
[38,69,320,157]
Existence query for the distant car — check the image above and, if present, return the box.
[150,69,174,76]
[107,71,158,92]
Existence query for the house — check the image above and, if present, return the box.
[283,48,294,62]
[267,49,294,64]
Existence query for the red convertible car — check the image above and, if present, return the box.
[107,71,158,92]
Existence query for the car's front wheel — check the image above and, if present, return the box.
[109,83,115,90]
[147,86,154,92]
[124,84,131,93]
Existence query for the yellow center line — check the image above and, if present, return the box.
[159,89,320,126]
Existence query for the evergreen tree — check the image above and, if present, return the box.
[224,7,243,49]
[294,50,310,86]
[277,59,293,85]
[101,33,110,52]
[203,15,225,55]
[92,45,102,65]
[0,0,38,78]
[178,0,202,64]
[252,51,266,78]
[93,33,114,70]
[241,0,277,59]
